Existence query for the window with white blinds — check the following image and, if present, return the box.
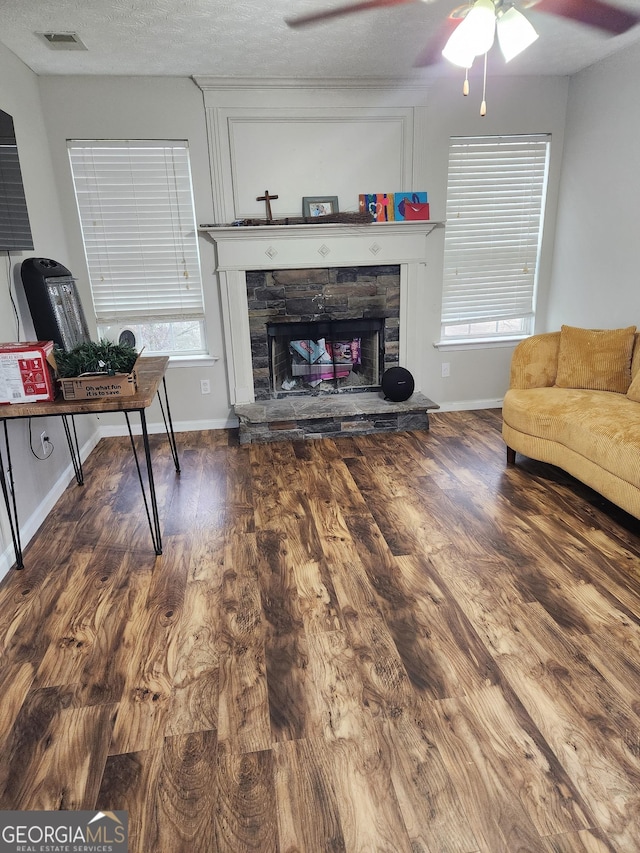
[441,134,550,343]
[68,140,206,355]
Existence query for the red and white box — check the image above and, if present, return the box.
[0,341,57,404]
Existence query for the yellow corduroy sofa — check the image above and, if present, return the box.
[502,325,640,520]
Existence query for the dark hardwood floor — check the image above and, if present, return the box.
[1,409,640,851]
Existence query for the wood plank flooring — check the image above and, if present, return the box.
[2,409,640,851]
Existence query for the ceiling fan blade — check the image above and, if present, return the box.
[530,0,640,35]
[413,15,462,66]
[285,0,417,28]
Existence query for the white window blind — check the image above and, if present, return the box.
[441,134,550,340]
[68,141,204,327]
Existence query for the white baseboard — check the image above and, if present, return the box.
[0,430,102,583]
[435,398,504,412]
[98,416,239,438]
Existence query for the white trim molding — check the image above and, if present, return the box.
[194,77,432,226]
[98,416,238,438]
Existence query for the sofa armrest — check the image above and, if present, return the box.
[509,332,561,389]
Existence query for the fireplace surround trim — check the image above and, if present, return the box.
[203,221,444,404]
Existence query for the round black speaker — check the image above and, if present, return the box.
[381,367,415,402]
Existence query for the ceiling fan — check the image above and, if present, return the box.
[285,0,640,68]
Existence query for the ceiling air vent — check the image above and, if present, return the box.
[36,32,88,51]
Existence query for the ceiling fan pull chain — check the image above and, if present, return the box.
[463,68,470,96]
[480,51,488,116]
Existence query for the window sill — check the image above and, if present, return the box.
[433,336,528,351]
[140,353,220,368]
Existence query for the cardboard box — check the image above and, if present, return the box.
[0,341,57,404]
[60,357,139,401]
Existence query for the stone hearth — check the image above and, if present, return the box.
[235,391,439,444]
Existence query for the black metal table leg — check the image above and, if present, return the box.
[157,376,181,474]
[0,420,23,569]
[61,414,84,485]
[124,409,163,556]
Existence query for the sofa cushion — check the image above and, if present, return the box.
[503,387,640,488]
[555,325,636,393]
[627,370,640,403]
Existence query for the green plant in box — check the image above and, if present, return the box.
[54,339,138,379]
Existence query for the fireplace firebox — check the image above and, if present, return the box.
[268,317,384,397]
[247,264,401,400]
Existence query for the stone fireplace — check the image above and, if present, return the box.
[202,221,442,440]
[204,221,441,400]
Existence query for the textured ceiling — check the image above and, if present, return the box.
[1,0,640,79]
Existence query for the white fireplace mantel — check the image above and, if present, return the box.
[201,221,444,404]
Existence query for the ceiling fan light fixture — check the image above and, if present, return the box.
[441,26,477,68]
[497,6,539,62]
[442,0,496,67]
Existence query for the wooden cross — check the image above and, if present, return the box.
[257,190,278,222]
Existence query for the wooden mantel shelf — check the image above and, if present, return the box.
[200,220,444,240]
[201,220,445,273]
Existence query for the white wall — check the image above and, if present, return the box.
[0,44,99,577]
[546,40,640,329]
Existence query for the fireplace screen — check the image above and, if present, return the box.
[267,318,384,396]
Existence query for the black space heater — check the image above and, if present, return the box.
[21,257,91,351]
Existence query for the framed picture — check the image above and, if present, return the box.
[303,196,339,217]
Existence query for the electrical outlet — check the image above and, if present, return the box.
[40,431,49,454]
[441,362,451,378]
[200,379,211,395]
